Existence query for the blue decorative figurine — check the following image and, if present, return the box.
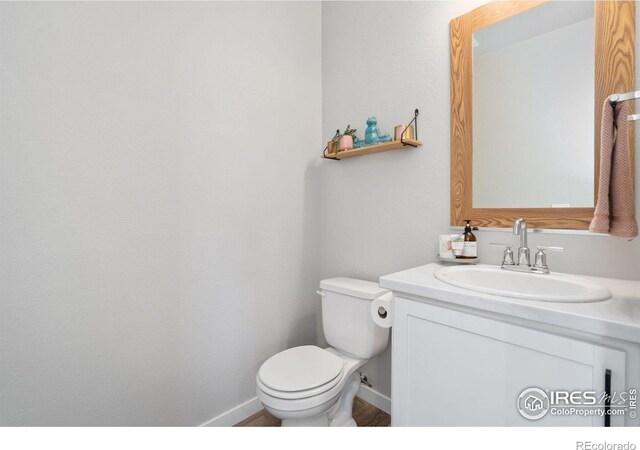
[353,117,392,148]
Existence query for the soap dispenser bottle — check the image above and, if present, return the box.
[462,219,477,259]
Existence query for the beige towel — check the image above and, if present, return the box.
[589,100,638,238]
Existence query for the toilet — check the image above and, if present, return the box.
[256,277,391,427]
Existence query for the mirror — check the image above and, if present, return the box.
[473,1,595,209]
[450,1,635,229]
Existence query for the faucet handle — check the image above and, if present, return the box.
[534,246,564,271]
[490,243,515,266]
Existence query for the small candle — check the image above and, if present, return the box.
[394,124,414,141]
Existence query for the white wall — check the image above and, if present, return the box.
[322,0,484,399]
[474,18,595,208]
[322,0,640,400]
[0,1,321,426]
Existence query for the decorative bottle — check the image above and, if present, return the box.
[462,219,477,259]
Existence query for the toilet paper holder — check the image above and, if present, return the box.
[371,292,393,328]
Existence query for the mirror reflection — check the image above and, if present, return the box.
[472,1,595,208]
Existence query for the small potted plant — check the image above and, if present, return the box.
[339,124,357,151]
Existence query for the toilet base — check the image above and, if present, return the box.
[264,395,338,426]
[266,371,362,427]
[281,414,330,427]
[329,372,360,427]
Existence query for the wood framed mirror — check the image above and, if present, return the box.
[450,1,635,229]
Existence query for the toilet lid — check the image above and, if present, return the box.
[258,346,344,393]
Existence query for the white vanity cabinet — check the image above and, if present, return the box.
[391,296,633,426]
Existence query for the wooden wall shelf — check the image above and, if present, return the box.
[323,139,422,160]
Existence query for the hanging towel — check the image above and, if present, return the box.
[589,99,638,238]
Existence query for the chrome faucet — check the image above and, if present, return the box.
[490,218,564,274]
[513,218,530,266]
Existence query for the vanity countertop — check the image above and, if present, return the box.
[380,263,640,344]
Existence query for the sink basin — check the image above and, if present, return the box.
[434,265,612,303]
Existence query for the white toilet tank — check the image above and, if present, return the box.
[319,277,390,359]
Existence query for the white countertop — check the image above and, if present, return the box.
[380,263,640,344]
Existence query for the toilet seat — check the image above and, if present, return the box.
[256,347,367,414]
[257,346,344,400]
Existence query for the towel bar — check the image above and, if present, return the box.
[609,89,640,121]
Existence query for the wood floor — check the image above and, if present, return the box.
[234,397,391,427]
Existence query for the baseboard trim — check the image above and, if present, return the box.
[357,385,391,415]
[200,396,263,427]
[201,386,390,427]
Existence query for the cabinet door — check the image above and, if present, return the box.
[391,297,626,426]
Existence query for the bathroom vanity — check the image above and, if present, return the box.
[380,263,640,426]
